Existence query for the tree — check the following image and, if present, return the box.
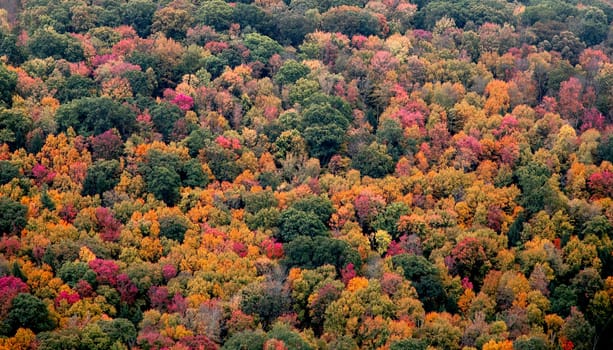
[123,69,154,97]
[354,190,386,231]
[58,261,97,288]
[301,99,351,128]
[246,208,280,231]
[372,202,410,240]
[275,59,310,86]
[288,79,321,106]
[416,0,512,28]
[307,282,344,335]
[560,307,596,350]
[82,160,121,196]
[159,214,190,243]
[351,142,394,178]
[0,62,16,107]
[447,237,492,288]
[288,265,338,326]
[232,3,278,39]
[551,284,577,317]
[576,7,608,46]
[321,6,381,37]
[0,276,29,331]
[149,102,183,142]
[558,77,584,128]
[376,118,408,161]
[548,31,585,65]
[299,102,351,163]
[79,323,112,350]
[587,171,613,199]
[28,27,84,62]
[571,267,603,311]
[69,5,101,32]
[94,207,121,242]
[521,0,577,25]
[196,0,234,31]
[239,281,291,328]
[484,79,510,115]
[146,166,181,206]
[391,254,447,312]
[177,335,218,350]
[6,293,55,334]
[180,158,209,188]
[595,65,613,120]
[222,330,266,350]
[515,162,557,216]
[203,143,242,182]
[284,236,361,273]
[390,338,428,350]
[151,7,193,40]
[266,322,313,350]
[183,129,213,158]
[304,124,346,164]
[121,0,156,37]
[278,208,328,242]
[37,328,82,350]
[90,129,124,160]
[55,97,136,138]
[513,336,547,350]
[588,290,613,349]
[418,312,463,350]
[0,198,27,236]
[40,186,55,211]
[290,195,335,224]
[55,75,99,103]
[243,33,283,63]
[243,190,278,215]
[0,161,19,185]
[277,12,318,46]
[323,279,396,341]
[0,31,26,64]
[38,318,136,350]
[0,108,32,150]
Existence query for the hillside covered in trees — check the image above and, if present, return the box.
[0,0,613,349]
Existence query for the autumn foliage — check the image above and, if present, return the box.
[0,0,612,349]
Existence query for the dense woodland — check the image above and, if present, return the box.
[0,0,613,349]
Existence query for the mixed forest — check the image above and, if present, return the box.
[1,0,613,349]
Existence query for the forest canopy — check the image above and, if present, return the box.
[0,0,612,349]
